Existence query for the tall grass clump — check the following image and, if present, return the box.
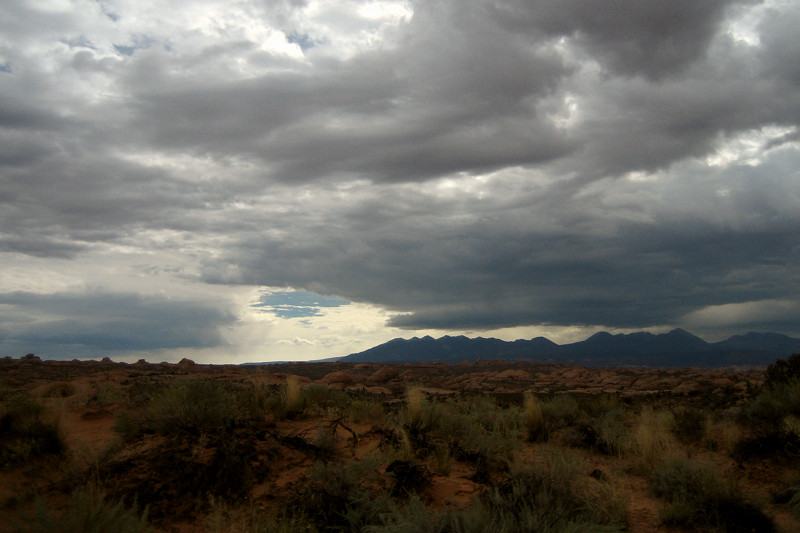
[402,387,441,449]
[523,392,547,442]
[0,394,65,468]
[282,376,305,419]
[650,455,774,532]
[635,407,674,472]
[13,488,153,533]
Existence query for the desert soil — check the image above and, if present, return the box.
[1,355,797,532]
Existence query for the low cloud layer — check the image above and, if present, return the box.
[0,291,237,358]
[1,0,799,359]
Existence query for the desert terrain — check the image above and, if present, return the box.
[1,354,799,532]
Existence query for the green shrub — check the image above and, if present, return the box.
[41,382,75,399]
[764,353,800,389]
[343,398,385,425]
[466,451,625,532]
[429,395,520,475]
[400,388,443,452]
[114,380,235,440]
[650,455,774,532]
[672,406,707,444]
[735,379,800,459]
[593,408,630,457]
[0,395,64,468]
[312,426,339,462]
[150,380,233,434]
[365,451,627,533]
[13,489,153,533]
[577,394,622,418]
[235,381,280,422]
[791,486,800,518]
[773,481,800,519]
[285,458,391,532]
[541,394,581,428]
[303,384,350,414]
[91,383,124,406]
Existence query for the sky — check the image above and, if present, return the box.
[1,0,799,363]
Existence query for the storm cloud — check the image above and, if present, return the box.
[1,0,799,360]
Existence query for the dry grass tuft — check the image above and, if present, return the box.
[523,392,547,442]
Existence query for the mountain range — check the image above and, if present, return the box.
[340,329,800,367]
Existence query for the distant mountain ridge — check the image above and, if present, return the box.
[341,329,800,367]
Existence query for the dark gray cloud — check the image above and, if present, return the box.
[203,178,800,336]
[0,291,238,358]
[1,0,800,359]
[493,0,756,79]
[123,6,574,183]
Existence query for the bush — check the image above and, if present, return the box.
[41,382,75,399]
[592,408,630,457]
[773,481,800,519]
[672,406,707,444]
[0,395,64,468]
[235,380,280,422]
[427,395,520,476]
[462,451,625,532]
[650,455,774,532]
[285,459,391,532]
[735,379,800,459]
[114,380,236,440]
[764,353,800,389]
[13,489,153,533]
[400,388,442,452]
[365,451,627,533]
[541,394,581,428]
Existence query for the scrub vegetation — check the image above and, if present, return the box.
[1,355,799,532]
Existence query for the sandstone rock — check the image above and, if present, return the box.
[671,381,701,394]
[494,369,531,380]
[367,366,400,385]
[320,371,355,385]
[177,358,197,370]
[365,386,392,395]
[710,377,735,389]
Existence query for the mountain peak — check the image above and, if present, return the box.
[343,329,800,367]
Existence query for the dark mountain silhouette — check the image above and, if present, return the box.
[341,329,800,367]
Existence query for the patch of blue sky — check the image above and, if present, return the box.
[253,290,349,318]
[113,36,158,57]
[287,32,319,51]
